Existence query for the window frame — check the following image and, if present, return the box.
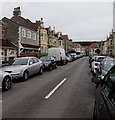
[27,31,31,39]
[22,29,26,37]
[32,33,36,40]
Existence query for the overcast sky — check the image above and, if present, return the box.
[1,2,113,42]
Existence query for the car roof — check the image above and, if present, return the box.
[40,56,51,58]
[16,57,37,59]
[95,55,106,58]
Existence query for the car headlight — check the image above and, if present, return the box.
[11,69,21,73]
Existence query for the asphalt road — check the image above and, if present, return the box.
[2,57,95,118]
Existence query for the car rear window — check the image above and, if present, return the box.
[96,57,105,62]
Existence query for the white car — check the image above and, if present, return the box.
[2,57,43,81]
[91,56,106,75]
[0,70,12,91]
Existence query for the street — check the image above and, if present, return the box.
[2,57,95,118]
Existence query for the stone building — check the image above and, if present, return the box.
[0,20,17,65]
[60,35,69,53]
[106,33,114,57]
[34,18,48,53]
[100,40,108,55]
[113,32,115,58]
[10,7,39,56]
[88,43,100,54]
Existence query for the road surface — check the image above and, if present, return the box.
[2,57,95,118]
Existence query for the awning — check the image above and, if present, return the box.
[21,43,39,49]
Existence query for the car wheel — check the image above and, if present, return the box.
[23,71,29,81]
[2,76,12,91]
[49,66,52,71]
[39,67,43,75]
[55,64,57,69]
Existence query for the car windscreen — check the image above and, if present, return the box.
[96,57,105,62]
[12,58,28,65]
[40,57,51,61]
[103,60,115,71]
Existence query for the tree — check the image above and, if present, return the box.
[95,49,100,54]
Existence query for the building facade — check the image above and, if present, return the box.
[0,20,17,65]
[3,7,40,57]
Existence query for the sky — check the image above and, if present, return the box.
[0,1,114,42]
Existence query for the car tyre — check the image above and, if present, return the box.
[55,64,57,69]
[49,66,52,71]
[23,71,29,81]
[2,76,12,91]
[39,67,43,75]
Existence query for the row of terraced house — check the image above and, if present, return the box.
[1,7,114,66]
[0,7,74,66]
[100,30,115,58]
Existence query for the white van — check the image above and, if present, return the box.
[48,47,67,65]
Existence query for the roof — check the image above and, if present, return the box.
[88,43,99,49]
[60,35,68,39]
[11,16,38,31]
[21,43,39,49]
[1,39,17,48]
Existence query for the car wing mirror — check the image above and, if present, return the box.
[29,62,33,65]
[92,77,101,84]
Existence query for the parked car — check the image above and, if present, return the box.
[48,47,67,65]
[40,56,57,70]
[91,56,106,75]
[66,55,73,62]
[89,53,98,68]
[99,57,115,79]
[92,65,115,120]
[70,53,77,60]
[2,57,43,81]
[0,70,12,91]
[68,53,77,61]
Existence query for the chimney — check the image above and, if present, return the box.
[41,18,43,22]
[13,7,21,16]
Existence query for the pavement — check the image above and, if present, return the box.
[2,57,96,118]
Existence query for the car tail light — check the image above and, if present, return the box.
[95,63,99,66]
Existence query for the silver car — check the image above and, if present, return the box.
[2,57,43,81]
[91,55,106,75]
[0,70,12,91]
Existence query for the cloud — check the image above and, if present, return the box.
[1,2,113,41]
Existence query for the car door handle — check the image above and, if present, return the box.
[99,102,103,108]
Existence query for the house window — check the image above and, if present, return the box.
[41,33,44,40]
[27,31,31,39]
[1,52,4,55]
[22,29,26,37]
[33,33,36,40]
[60,41,62,45]
[10,50,15,55]
[54,40,56,44]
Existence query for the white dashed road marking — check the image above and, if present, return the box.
[45,78,67,99]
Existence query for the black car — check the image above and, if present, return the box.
[99,57,115,79]
[92,65,115,120]
[40,56,57,71]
